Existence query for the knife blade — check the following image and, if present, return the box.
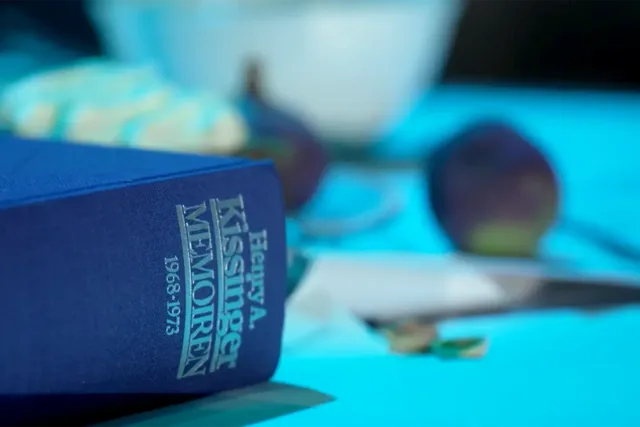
[286,251,640,325]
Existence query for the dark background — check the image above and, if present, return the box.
[2,0,640,91]
[444,1,640,91]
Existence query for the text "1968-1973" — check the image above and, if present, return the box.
[164,255,182,336]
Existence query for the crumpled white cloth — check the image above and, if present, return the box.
[283,284,389,357]
[280,252,547,357]
[0,59,247,154]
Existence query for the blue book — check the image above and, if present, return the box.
[0,136,287,425]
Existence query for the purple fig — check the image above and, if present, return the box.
[235,60,328,212]
[425,120,560,257]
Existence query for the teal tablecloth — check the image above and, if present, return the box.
[273,86,640,427]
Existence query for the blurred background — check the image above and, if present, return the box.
[1,0,640,264]
[448,1,640,90]
[3,1,640,425]
[2,0,640,263]
[3,0,640,88]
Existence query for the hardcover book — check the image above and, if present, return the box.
[0,136,287,425]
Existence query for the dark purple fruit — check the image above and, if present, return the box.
[425,120,560,257]
[236,60,328,212]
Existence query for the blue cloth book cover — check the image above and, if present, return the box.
[0,136,287,425]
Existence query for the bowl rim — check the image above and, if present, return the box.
[85,0,466,19]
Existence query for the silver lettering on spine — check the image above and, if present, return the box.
[213,196,249,371]
[176,203,216,379]
[208,198,224,372]
[174,194,270,380]
[176,205,194,379]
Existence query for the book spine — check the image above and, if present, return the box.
[0,161,287,421]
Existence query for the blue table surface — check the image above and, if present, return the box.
[275,85,640,427]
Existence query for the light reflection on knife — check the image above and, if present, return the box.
[286,250,640,325]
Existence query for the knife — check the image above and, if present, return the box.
[286,251,640,325]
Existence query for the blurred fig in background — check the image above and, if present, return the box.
[235,60,328,212]
[424,120,560,258]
